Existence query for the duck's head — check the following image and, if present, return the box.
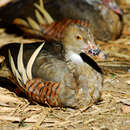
[62,23,106,60]
[103,0,122,15]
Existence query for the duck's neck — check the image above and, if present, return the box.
[65,49,83,64]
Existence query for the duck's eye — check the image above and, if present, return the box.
[76,35,82,40]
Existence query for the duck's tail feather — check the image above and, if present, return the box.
[26,42,45,80]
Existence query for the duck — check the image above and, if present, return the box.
[6,40,103,108]
[44,0,122,41]
[0,0,122,41]
[0,0,105,108]
[84,0,122,15]
[0,18,105,108]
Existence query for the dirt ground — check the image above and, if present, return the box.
[0,73,130,130]
[0,1,130,130]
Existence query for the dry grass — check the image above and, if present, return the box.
[0,74,129,130]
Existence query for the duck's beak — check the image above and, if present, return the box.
[112,7,123,15]
[84,28,106,60]
[103,0,123,15]
[85,48,106,60]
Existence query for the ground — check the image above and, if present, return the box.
[0,71,129,130]
[0,1,130,130]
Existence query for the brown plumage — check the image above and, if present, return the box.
[41,19,89,41]
[19,18,105,59]
[8,43,77,107]
[7,1,105,108]
[44,0,122,41]
[8,6,106,108]
[25,78,61,106]
[8,42,103,108]
[12,1,105,59]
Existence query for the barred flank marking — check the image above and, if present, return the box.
[44,81,50,86]
[25,79,61,106]
[39,83,46,103]
[42,19,89,42]
[48,83,53,104]
[56,85,60,98]
[54,83,60,99]
[47,23,59,36]
[41,84,48,103]
[76,19,81,25]
[51,83,59,100]
[52,21,63,39]
[26,80,35,96]
[55,84,61,106]
[27,80,40,98]
[43,19,68,40]
[51,83,60,105]
[46,82,54,104]
[32,81,44,101]
[57,19,72,40]
[43,22,56,34]
[31,81,42,100]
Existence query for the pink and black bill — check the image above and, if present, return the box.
[85,47,106,60]
[84,28,106,60]
[88,49,106,59]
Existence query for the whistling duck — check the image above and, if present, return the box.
[6,40,103,108]
[44,0,122,41]
[0,20,105,108]
[0,0,122,40]
[0,0,106,108]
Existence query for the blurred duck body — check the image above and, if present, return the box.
[0,0,122,41]
[44,0,122,41]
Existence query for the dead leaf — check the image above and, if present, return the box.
[125,80,130,85]
[121,105,130,113]
[120,99,130,105]
[0,0,13,8]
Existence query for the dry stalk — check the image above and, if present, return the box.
[0,0,12,7]
[34,0,54,24]
[35,107,49,126]
[0,115,38,123]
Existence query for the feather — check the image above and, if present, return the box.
[17,44,28,84]
[35,9,47,24]
[8,50,23,87]
[26,43,45,80]
[27,17,41,31]
[34,0,54,24]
